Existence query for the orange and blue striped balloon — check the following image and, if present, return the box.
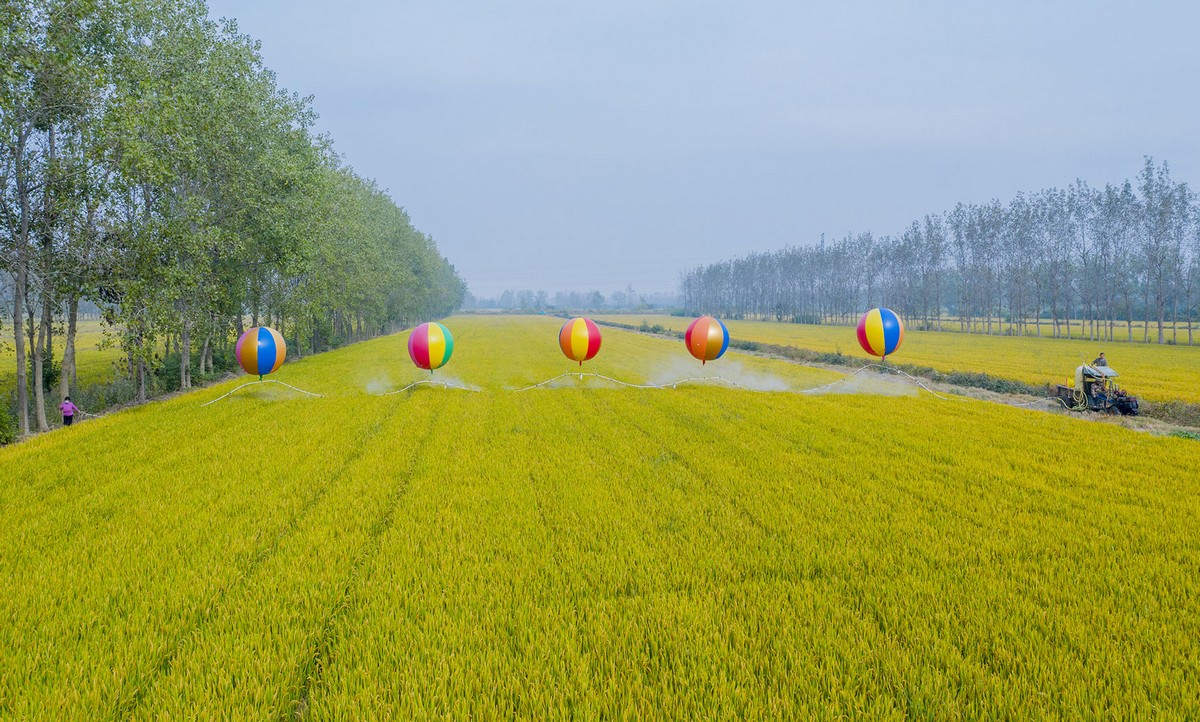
[685,316,729,365]
[235,326,286,378]
[408,322,454,372]
[856,307,904,359]
[559,317,601,365]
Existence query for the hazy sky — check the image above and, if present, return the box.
[206,1,1200,297]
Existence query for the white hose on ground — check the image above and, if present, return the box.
[511,372,746,392]
[375,379,480,395]
[199,379,324,407]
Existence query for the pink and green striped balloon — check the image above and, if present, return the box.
[408,322,454,372]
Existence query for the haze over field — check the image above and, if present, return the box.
[208,1,1200,296]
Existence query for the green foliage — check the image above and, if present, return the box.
[1142,401,1200,429]
[2,0,464,428]
[918,368,1043,395]
[73,376,140,415]
[0,405,15,445]
[154,348,237,393]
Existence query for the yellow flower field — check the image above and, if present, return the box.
[1,316,1198,719]
[598,314,1200,404]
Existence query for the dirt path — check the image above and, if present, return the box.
[797,358,1196,436]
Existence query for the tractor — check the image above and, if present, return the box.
[1052,364,1139,416]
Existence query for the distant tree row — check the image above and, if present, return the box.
[463,286,678,312]
[1,0,464,435]
[682,158,1200,345]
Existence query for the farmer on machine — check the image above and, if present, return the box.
[1092,352,1108,367]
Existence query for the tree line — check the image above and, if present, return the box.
[681,158,1200,346]
[1,0,464,436]
[463,286,678,312]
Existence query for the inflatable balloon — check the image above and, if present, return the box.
[236,326,287,379]
[559,317,602,366]
[408,322,454,372]
[857,308,904,360]
[685,316,729,365]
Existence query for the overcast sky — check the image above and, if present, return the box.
[206,1,1200,297]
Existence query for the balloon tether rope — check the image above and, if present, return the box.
[797,363,955,400]
[513,373,748,392]
[377,379,480,395]
[200,379,324,406]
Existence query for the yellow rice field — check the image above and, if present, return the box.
[1,316,1198,718]
[0,320,124,395]
[597,314,1200,404]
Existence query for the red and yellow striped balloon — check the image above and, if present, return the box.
[407,322,454,371]
[684,316,729,364]
[559,317,602,365]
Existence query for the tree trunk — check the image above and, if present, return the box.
[13,264,29,436]
[1187,280,1195,346]
[61,294,79,400]
[12,129,31,436]
[1125,292,1134,342]
[25,288,39,430]
[199,335,210,376]
[33,291,52,431]
[1142,286,1151,342]
[1171,299,1177,345]
[32,124,55,431]
[137,360,147,403]
[1158,287,1166,344]
[1032,284,1041,333]
[180,318,191,389]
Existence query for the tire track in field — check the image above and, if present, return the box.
[282,397,465,722]
[113,398,410,722]
[584,390,910,605]
[562,390,810,612]
[591,391,780,538]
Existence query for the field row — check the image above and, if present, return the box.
[597,314,1200,404]
[0,320,125,398]
[1,316,1198,718]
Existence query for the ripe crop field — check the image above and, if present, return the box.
[598,314,1200,404]
[1,320,123,396]
[2,316,1199,719]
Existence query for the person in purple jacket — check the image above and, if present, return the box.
[59,396,78,427]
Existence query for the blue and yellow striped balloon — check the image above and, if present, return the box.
[856,308,904,359]
[235,326,287,378]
